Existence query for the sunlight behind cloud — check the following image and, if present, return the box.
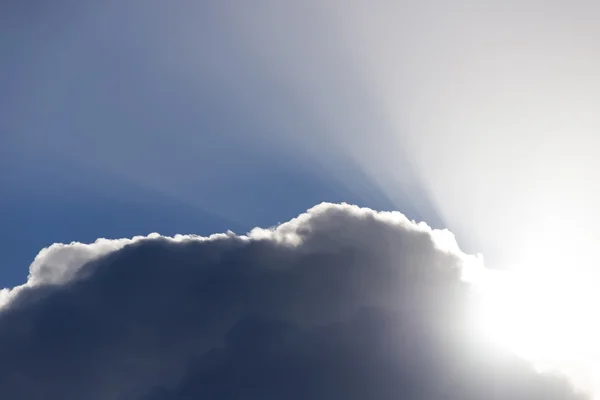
[471,263,600,398]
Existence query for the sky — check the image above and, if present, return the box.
[2,0,426,286]
[2,0,600,399]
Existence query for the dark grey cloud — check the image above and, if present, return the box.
[0,203,585,400]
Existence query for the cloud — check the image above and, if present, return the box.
[0,203,585,400]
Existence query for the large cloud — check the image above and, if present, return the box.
[0,203,585,400]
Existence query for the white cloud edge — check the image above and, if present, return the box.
[0,202,484,308]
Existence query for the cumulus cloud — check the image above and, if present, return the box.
[0,203,585,400]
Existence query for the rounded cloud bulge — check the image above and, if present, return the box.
[0,203,584,400]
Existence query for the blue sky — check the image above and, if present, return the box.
[5,1,600,285]
[2,1,439,287]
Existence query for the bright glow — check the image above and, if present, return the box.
[470,255,600,398]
